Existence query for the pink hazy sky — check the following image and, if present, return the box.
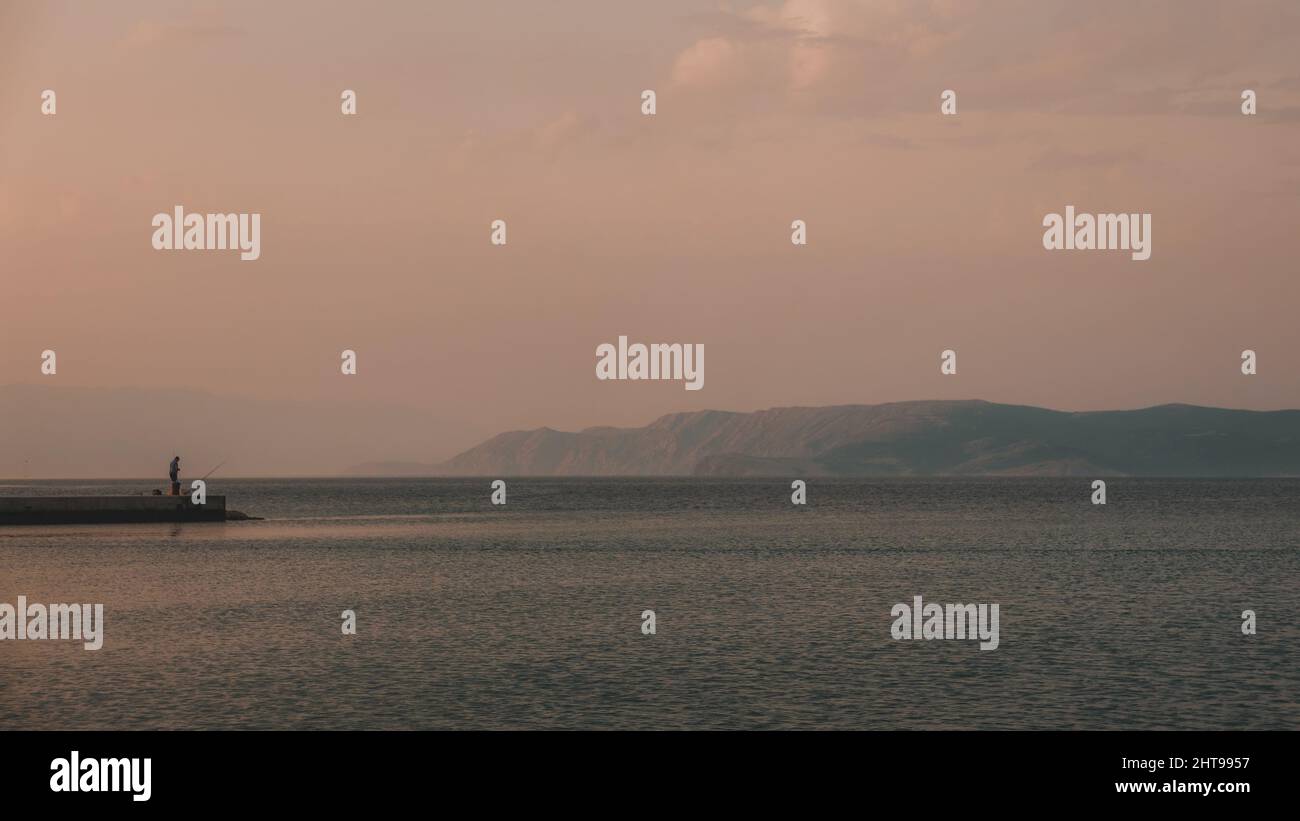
[2,0,1298,460]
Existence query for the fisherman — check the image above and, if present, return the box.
[169,456,181,496]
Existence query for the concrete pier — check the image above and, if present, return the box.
[0,495,227,525]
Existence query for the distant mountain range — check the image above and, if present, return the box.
[6,386,1297,479]
[349,400,1300,477]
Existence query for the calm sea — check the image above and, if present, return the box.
[1,478,1296,730]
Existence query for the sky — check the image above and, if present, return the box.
[2,0,1299,464]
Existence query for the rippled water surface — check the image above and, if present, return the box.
[1,478,1296,729]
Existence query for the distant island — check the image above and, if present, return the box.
[349,400,1300,477]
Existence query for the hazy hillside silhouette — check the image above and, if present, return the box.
[8,386,1298,478]
[353,400,1300,477]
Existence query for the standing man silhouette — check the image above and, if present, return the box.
[169,455,181,496]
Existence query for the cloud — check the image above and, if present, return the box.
[534,110,597,150]
[665,0,1300,118]
[671,36,745,88]
[665,0,980,116]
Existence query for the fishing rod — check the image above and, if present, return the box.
[199,460,227,482]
